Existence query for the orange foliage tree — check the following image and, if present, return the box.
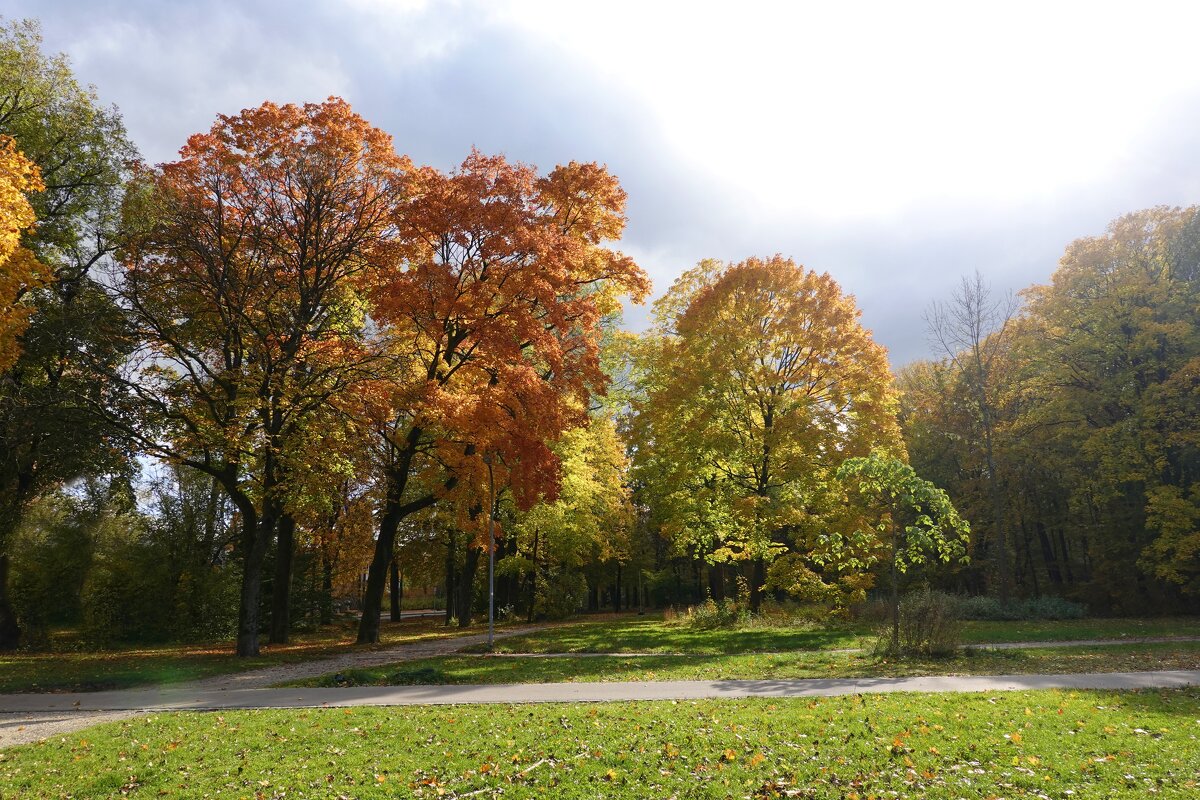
[355,152,649,642]
[116,98,407,656]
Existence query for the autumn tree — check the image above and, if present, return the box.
[1021,206,1200,608]
[355,152,649,643]
[115,98,406,656]
[632,256,902,611]
[0,19,136,649]
[925,271,1017,599]
[0,135,43,370]
[503,414,634,619]
[898,206,1200,614]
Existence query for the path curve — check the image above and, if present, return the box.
[0,624,545,748]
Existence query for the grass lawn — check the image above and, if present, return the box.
[288,641,1200,688]
[466,614,873,655]
[463,613,1200,657]
[2,689,1198,797]
[0,616,475,694]
[961,616,1200,643]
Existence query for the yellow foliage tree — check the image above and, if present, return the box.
[0,135,45,372]
[633,255,903,610]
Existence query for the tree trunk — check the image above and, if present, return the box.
[358,495,403,644]
[444,530,457,626]
[708,563,726,601]
[891,522,900,652]
[358,434,458,643]
[0,553,19,650]
[389,557,402,621]
[236,508,272,657]
[748,558,765,613]
[527,527,539,622]
[456,545,480,627]
[320,551,334,625]
[613,563,622,612]
[268,514,296,644]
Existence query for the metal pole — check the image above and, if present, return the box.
[486,455,495,650]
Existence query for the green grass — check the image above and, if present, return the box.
[463,613,1200,657]
[0,616,475,694]
[961,616,1200,643]
[3,690,1199,797]
[288,641,1200,688]
[468,614,872,655]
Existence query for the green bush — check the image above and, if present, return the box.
[876,589,962,657]
[955,595,1086,621]
[9,497,96,640]
[535,569,588,620]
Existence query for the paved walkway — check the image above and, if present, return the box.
[0,624,544,748]
[4,632,1199,749]
[3,669,1199,713]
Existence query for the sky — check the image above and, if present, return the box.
[12,0,1200,364]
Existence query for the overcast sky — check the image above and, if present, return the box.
[13,0,1200,364]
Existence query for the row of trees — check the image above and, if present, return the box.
[5,16,1197,657]
[902,207,1200,613]
[0,19,650,654]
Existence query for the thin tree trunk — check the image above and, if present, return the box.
[891,524,900,652]
[613,563,622,612]
[527,527,539,623]
[389,557,402,621]
[268,514,296,644]
[319,550,334,625]
[444,529,456,626]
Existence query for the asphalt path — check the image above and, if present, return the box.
[3,631,1199,748]
[4,669,1200,714]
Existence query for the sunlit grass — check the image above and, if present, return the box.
[4,690,1198,797]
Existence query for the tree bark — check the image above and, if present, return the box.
[320,550,334,625]
[0,553,19,650]
[526,527,539,622]
[357,431,458,644]
[444,529,457,626]
[455,545,480,627]
[748,558,765,613]
[389,557,402,621]
[268,514,296,644]
[235,506,272,657]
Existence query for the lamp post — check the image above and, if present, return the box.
[483,453,495,650]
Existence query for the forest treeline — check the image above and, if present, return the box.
[1,20,1197,655]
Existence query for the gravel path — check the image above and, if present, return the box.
[0,625,543,749]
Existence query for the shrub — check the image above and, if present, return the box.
[535,569,587,620]
[876,589,962,657]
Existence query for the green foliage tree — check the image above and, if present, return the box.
[0,18,136,649]
[831,455,969,649]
